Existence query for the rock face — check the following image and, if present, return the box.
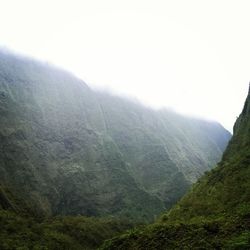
[0,51,231,221]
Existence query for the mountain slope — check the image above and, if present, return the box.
[0,50,230,221]
[0,51,164,221]
[166,85,250,222]
[102,86,250,249]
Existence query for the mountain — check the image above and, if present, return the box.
[0,50,230,222]
[102,86,250,249]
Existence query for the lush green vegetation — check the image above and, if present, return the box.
[0,50,230,222]
[101,212,250,249]
[0,185,135,249]
[101,88,250,249]
[0,210,134,250]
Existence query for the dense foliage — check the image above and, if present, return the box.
[0,210,134,250]
[102,87,250,249]
[101,213,250,249]
[0,50,230,222]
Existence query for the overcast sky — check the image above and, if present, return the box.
[0,0,250,132]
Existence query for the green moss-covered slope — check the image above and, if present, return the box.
[0,50,230,221]
[102,87,250,249]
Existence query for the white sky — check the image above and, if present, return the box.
[0,0,250,132]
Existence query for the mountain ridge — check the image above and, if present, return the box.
[0,50,231,222]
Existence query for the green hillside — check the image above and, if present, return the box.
[0,50,230,222]
[102,87,250,249]
[0,210,136,250]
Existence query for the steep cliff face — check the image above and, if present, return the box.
[102,87,250,249]
[96,92,230,208]
[0,51,231,221]
[0,51,164,221]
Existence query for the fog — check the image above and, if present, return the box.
[1,0,250,132]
